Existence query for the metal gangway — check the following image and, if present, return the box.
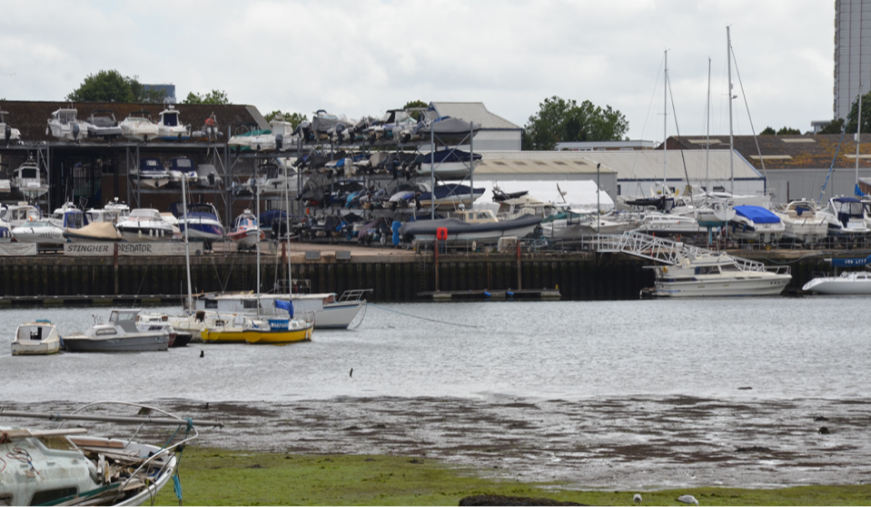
[589,231,770,273]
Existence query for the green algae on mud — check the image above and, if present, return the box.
[155,448,871,506]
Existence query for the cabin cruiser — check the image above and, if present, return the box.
[131,158,170,188]
[728,205,785,243]
[172,202,225,243]
[819,196,870,238]
[400,209,541,244]
[85,197,130,224]
[48,202,87,229]
[245,161,298,195]
[192,290,369,329]
[11,220,65,244]
[12,157,49,199]
[238,119,298,151]
[0,109,21,144]
[11,320,61,355]
[116,208,175,242]
[633,212,702,236]
[86,108,122,140]
[3,202,41,227]
[227,209,263,248]
[47,107,89,141]
[773,199,828,244]
[803,270,871,294]
[156,105,190,140]
[650,252,791,297]
[165,157,199,187]
[0,215,11,241]
[414,149,482,180]
[417,184,485,209]
[119,110,160,141]
[63,309,170,352]
[196,163,223,188]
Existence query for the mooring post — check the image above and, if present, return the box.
[113,242,119,295]
[516,240,522,290]
[434,239,439,292]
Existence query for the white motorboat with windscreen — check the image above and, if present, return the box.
[803,270,871,294]
[47,107,89,141]
[11,319,61,355]
[63,309,170,352]
[119,110,160,141]
[116,208,174,242]
[773,199,828,244]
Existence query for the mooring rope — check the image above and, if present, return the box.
[367,303,480,328]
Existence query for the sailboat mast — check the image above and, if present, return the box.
[706,57,711,192]
[181,172,193,311]
[856,7,863,192]
[663,50,668,190]
[727,26,734,194]
[284,161,293,299]
[255,176,261,317]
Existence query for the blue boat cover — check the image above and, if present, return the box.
[275,299,294,318]
[734,205,780,224]
[834,196,861,203]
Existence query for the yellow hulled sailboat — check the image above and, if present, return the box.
[201,315,313,344]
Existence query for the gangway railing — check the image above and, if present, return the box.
[338,289,373,302]
[588,231,772,273]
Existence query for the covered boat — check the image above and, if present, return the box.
[86,109,122,140]
[414,150,483,180]
[63,309,170,352]
[400,209,541,244]
[11,320,61,355]
[119,110,160,141]
[63,221,123,242]
[416,184,485,209]
[729,205,784,243]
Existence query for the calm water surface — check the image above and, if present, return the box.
[1,298,866,403]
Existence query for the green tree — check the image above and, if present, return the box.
[845,91,871,133]
[776,126,801,135]
[402,100,428,120]
[263,110,308,128]
[183,90,230,105]
[67,70,165,103]
[523,96,628,151]
[818,118,845,134]
[759,126,776,135]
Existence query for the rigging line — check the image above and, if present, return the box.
[632,53,666,196]
[819,127,848,203]
[730,43,768,184]
[366,302,481,328]
[666,72,693,192]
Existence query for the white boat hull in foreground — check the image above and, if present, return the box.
[802,271,871,294]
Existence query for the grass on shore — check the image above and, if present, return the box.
[155,447,871,506]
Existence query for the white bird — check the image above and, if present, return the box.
[677,494,699,506]
[633,493,642,503]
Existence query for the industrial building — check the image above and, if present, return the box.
[429,102,522,151]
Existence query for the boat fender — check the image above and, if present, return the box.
[436,227,448,241]
[663,266,669,274]
[506,291,514,297]
[483,291,491,298]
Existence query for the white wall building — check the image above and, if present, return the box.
[429,102,522,151]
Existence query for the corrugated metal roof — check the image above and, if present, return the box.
[576,149,763,180]
[478,151,616,174]
[477,149,762,180]
[430,102,521,130]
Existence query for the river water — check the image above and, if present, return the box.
[2,298,870,490]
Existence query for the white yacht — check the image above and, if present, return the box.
[119,110,160,141]
[156,105,190,140]
[11,220,65,244]
[85,197,130,224]
[131,158,170,188]
[11,320,61,356]
[803,270,871,294]
[3,202,41,227]
[728,205,785,243]
[819,196,870,238]
[0,109,21,144]
[651,253,791,297]
[117,208,175,242]
[773,199,828,244]
[12,157,49,199]
[46,107,88,141]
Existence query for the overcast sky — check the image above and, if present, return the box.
[0,0,834,141]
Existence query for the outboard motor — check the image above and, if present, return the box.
[72,123,80,141]
[208,173,216,186]
[4,124,10,142]
[275,133,284,152]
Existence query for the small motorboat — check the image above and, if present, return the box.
[729,205,785,243]
[11,220,65,244]
[46,107,88,141]
[86,108,123,140]
[172,202,225,244]
[415,149,482,180]
[803,270,871,294]
[116,208,175,242]
[416,183,485,209]
[156,105,190,140]
[773,199,828,244]
[63,309,170,352]
[400,209,542,244]
[63,221,123,242]
[12,156,49,199]
[227,209,264,248]
[85,197,131,224]
[228,122,271,151]
[819,196,870,238]
[119,110,160,141]
[131,158,170,188]
[0,109,21,144]
[48,201,87,229]
[11,319,61,355]
[3,202,41,227]
[196,163,222,188]
[165,157,199,187]
[136,313,192,347]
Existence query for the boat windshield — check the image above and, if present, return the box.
[109,310,138,323]
[162,112,179,127]
[19,168,38,179]
[833,200,864,216]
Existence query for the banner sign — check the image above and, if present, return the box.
[64,242,198,257]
